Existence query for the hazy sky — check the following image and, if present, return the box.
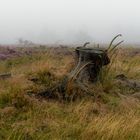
[0,0,140,44]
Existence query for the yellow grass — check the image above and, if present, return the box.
[0,47,140,140]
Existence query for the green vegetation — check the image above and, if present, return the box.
[0,47,140,140]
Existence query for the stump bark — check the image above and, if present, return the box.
[70,47,110,82]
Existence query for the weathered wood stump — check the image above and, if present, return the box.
[70,47,110,82]
[30,35,123,99]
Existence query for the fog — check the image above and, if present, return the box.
[0,0,140,44]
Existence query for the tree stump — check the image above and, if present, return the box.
[70,47,110,82]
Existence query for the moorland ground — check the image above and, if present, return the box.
[0,45,140,140]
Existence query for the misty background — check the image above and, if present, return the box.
[0,0,140,44]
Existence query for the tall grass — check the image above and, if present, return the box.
[0,47,140,140]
